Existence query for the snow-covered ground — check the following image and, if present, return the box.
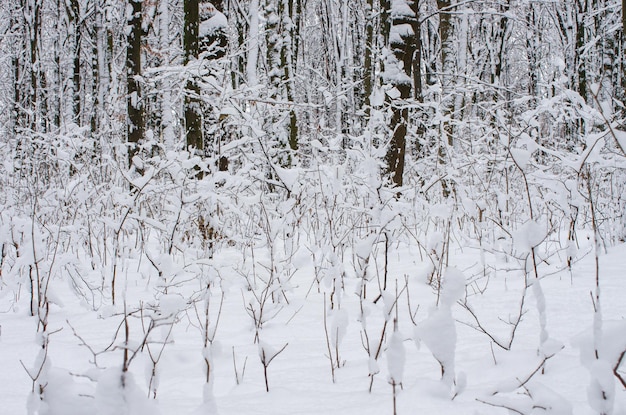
[1,230,625,414]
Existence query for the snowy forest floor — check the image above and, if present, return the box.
[1,229,626,415]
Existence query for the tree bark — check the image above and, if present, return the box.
[67,0,81,124]
[621,0,626,124]
[363,0,375,117]
[438,0,454,147]
[184,0,202,152]
[384,0,419,187]
[127,0,144,166]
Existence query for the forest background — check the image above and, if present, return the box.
[1,0,626,414]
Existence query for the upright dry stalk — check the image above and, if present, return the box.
[510,147,549,355]
[585,168,602,360]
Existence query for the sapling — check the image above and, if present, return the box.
[242,270,284,343]
[91,300,169,414]
[231,346,248,385]
[200,291,224,381]
[323,295,348,382]
[477,349,565,414]
[509,142,553,358]
[362,280,406,392]
[387,282,405,415]
[142,303,178,399]
[240,197,295,343]
[22,194,76,414]
[415,267,465,394]
[258,336,288,392]
[357,284,376,385]
[353,232,376,301]
[459,283,528,351]
[583,166,615,415]
[188,274,224,408]
[323,295,337,382]
[22,323,62,415]
[68,319,106,368]
[615,351,626,390]
[109,167,160,305]
[403,274,419,325]
[387,319,404,415]
[241,250,291,393]
[573,88,626,413]
[564,179,580,274]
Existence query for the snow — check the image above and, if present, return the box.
[386,86,402,100]
[158,294,187,318]
[370,88,385,107]
[330,308,349,347]
[386,326,405,384]
[274,165,299,191]
[199,12,227,37]
[440,267,466,307]
[510,147,531,170]
[413,267,467,393]
[512,220,545,254]
[1,242,626,413]
[615,129,626,154]
[2,175,626,415]
[390,0,414,18]
[390,23,414,45]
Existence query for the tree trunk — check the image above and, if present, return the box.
[24,0,42,131]
[266,0,281,100]
[576,0,588,102]
[363,0,375,117]
[158,0,175,146]
[184,0,202,152]
[493,1,510,89]
[90,1,101,136]
[247,0,260,87]
[68,0,81,124]
[127,0,144,167]
[384,0,419,187]
[438,0,454,147]
[621,0,626,126]
[283,0,300,151]
[437,0,455,197]
[10,0,24,134]
[526,4,540,101]
[412,1,423,103]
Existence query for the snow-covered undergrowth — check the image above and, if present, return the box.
[1,135,625,415]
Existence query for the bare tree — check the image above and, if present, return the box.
[384,0,420,187]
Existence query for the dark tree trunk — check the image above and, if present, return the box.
[576,0,588,102]
[283,0,300,151]
[363,0,375,117]
[184,0,202,152]
[437,0,454,147]
[127,0,144,167]
[68,0,81,123]
[10,0,24,133]
[26,0,42,131]
[622,0,626,123]
[90,2,101,135]
[384,0,419,187]
[412,1,423,103]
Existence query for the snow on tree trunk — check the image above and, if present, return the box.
[247,0,260,87]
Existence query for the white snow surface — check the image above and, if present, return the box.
[199,11,227,37]
[2,237,626,414]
